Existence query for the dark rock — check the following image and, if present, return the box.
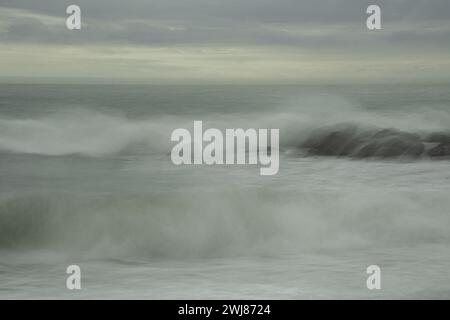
[371,128,399,139]
[302,125,361,156]
[300,123,440,159]
[425,132,450,144]
[353,141,378,158]
[427,143,450,157]
[353,131,424,158]
[374,136,424,158]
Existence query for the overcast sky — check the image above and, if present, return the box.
[0,0,449,82]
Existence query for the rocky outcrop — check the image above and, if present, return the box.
[427,143,450,157]
[301,124,433,159]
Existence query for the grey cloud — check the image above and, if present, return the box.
[2,0,450,23]
[0,0,449,51]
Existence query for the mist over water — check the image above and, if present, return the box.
[1,83,450,299]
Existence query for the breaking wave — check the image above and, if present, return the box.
[1,96,450,261]
[1,189,449,259]
[1,99,450,159]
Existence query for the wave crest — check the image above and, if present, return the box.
[1,189,449,258]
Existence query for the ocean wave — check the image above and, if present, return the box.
[1,189,449,259]
[1,102,450,159]
[0,109,177,156]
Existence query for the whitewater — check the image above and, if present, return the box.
[1,83,450,299]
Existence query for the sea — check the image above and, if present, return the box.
[0,82,450,299]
